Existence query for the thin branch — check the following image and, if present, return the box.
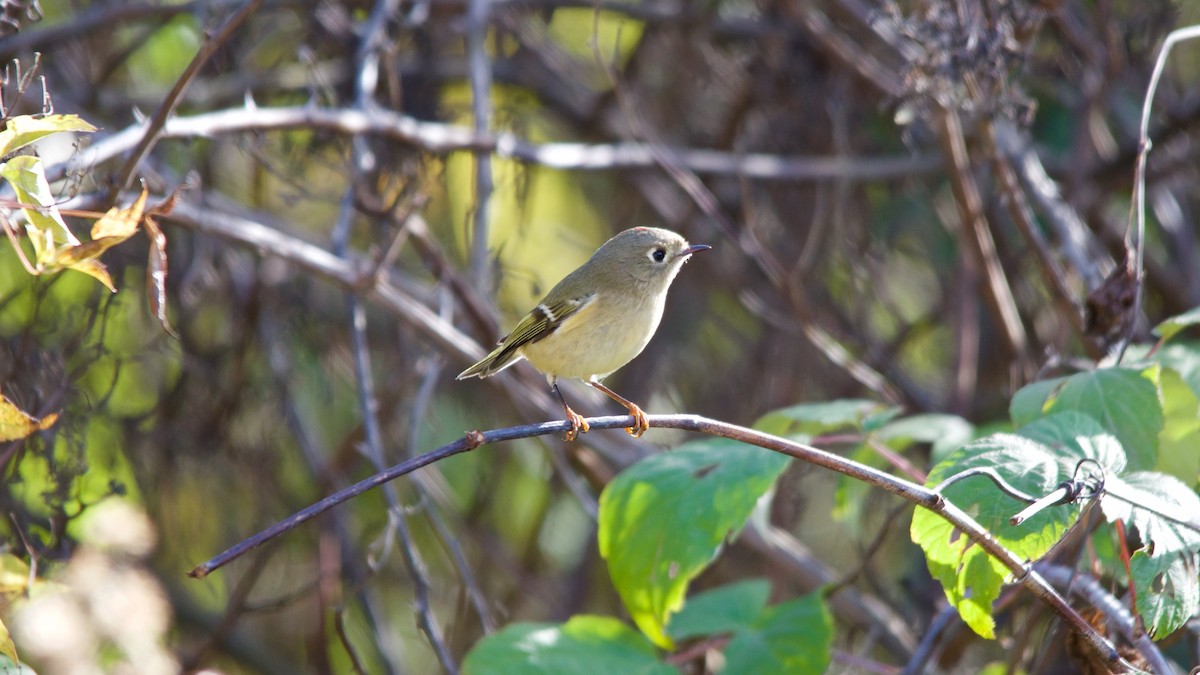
[930,466,1038,504]
[332,1,457,669]
[935,108,1032,378]
[992,120,1108,291]
[1116,25,1200,363]
[741,523,918,659]
[105,0,263,204]
[465,0,494,291]
[189,413,1128,671]
[593,23,905,404]
[1037,563,1173,675]
[985,120,1101,360]
[899,604,960,675]
[60,105,941,186]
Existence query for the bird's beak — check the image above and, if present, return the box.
[679,244,712,258]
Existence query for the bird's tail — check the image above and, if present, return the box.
[456,341,523,379]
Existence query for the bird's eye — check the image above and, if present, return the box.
[651,248,667,262]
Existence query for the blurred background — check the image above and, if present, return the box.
[1,0,1199,672]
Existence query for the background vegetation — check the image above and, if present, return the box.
[1,0,1199,672]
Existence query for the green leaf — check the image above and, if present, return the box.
[1102,472,1200,564]
[598,438,790,648]
[1153,305,1200,343]
[1136,341,1200,404]
[461,616,672,675]
[1016,411,1126,475]
[0,113,96,158]
[911,433,1086,638]
[1100,472,1200,637]
[1155,367,1200,485]
[0,154,76,259]
[1009,376,1066,427]
[754,399,894,437]
[1009,367,1163,471]
[877,413,975,460]
[721,593,832,675]
[668,583,832,675]
[667,579,770,641]
[1130,548,1200,638]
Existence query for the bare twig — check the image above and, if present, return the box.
[899,604,960,675]
[935,108,1032,378]
[330,1,458,669]
[60,105,941,186]
[1038,563,1173,675]
[105,0,263,204]
[741,523,918,659]
[984,120,1101,359]
[1116,25,1200,363]
[189,413,1128,671]
[465,0,494,291]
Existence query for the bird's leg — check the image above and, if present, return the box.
[552,381,589,441]
[587,381,650,438]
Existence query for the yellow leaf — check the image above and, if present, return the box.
[92,185,147,240]
[0,395,58,442]
[54,236,127,266]
[0,616,17,666]
[0,113,97,158]
[64,257,116,292]
[0,156,77,263]
[0,554,31,597]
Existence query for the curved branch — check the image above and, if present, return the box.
[189,412,1127,671]
[58,105,940,185]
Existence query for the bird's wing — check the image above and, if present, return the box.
[502,293,595,350]
[457,293,595,379]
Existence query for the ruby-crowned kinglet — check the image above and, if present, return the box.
[457,227,711,440]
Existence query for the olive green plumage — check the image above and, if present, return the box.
[457,227,710,439]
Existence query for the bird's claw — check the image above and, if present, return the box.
[625,405,649,438]
[564,407,590,442]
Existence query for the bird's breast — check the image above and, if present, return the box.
[520,292,666,380]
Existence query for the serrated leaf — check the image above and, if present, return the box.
[1016,412,1126,475]
[0,114,96,158]
[1153,306,1200,343]
[461,616,672,675]
[754,399,892,437]
[1103,473,1200,560]
[0,394,59,442]
[1130,548,1199,638]
[598,439,790,648]
[1099,472,1200,636]
[667,579,770,641]
[721,593,832,675]
[1009,367,1162,471]
[911,433,1084,638]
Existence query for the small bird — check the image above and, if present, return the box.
[457,227,711,441]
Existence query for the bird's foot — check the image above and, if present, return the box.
[625,404,649,438]
[564,406,590,442]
